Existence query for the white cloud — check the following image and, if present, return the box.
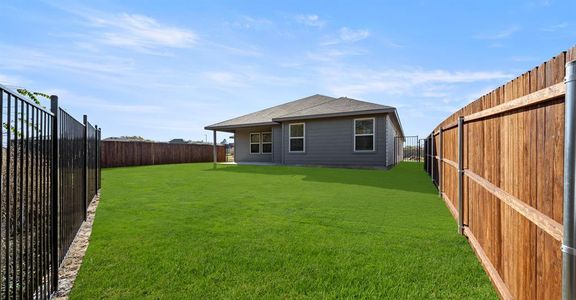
[541,22,569,32]
[88,13,198,50]
[229,16,273,29]
[317,65,513,98]
[321,27,370,45]
[295,14,325,27]
[0,45,134,76]
[511,55,539,62]
[474,25,521,40]
[204,71,249,88]
[203,68,305,89]
[0,73,27,86]
[47,89,165,116]
[339,27,370,42]
[307,48,367,62]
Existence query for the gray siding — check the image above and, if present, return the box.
[272,126,282,163]
[234,126,275,163]
[281,114,388,166]
[385,114,395,166]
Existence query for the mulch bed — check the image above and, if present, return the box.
[52,194,100,299]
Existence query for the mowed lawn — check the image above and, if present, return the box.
[70,162,496,299]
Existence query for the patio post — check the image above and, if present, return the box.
[213,130,217,167]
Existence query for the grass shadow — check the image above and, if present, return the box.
[208,162,436,195]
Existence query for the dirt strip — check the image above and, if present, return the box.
[52,194,101,299]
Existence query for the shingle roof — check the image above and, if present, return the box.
[271,97,393,121]
[205,94,402,136]
[204,94,334,130]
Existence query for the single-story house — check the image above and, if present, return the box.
[205,94,405,167]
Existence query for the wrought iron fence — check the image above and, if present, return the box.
[0,83,101,299]
[394,135,423,164]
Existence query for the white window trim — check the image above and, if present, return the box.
[288,123,305,153]
[250,132,261,154]
[354,118,376,152]
[261,131,273,154]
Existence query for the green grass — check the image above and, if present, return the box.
[70,162,497,299]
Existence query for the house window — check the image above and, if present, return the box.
[250,133,260,154]
[354,118,375,151]
[289,123,305,152]
[262,132,272,153]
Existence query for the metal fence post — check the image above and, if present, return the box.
[98,128,101,190]
[83,115,88,220]
[95,125,99,193]
[457,116,465,235]
[50,95,59,291]
[427,137,430,172]
[425,137,429,173]
[417,137,421,162]
[562,60,576,300]
[439,127,443,197]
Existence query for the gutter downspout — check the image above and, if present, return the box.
[563,60,576,300]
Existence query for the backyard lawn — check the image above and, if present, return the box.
[70,162,496,299]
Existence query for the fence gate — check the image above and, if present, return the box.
[394,136,422,164]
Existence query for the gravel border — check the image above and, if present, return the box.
[52,194,101,299]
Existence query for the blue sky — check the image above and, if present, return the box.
[0,0,574,142]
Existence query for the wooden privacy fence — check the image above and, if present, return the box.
[0,84,101,299]
[424,47,576,299]
[101,141,225,168]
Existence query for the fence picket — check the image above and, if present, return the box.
[424,46,576,299]
[100,141,226,168]
[0,86,100,299]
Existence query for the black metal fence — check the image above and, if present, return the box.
[423,134,438,187]
[0,84,101,299]
[394,135,423,164]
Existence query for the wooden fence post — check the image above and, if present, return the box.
[457,116,465,235]
[439,127,443,197]
[431,134,435,184]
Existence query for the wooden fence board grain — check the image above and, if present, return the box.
[101,141,226,168]
[426,46,575,299]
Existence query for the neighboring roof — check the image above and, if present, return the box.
[205,94,404,136]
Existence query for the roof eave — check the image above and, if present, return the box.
[204,121,279,131]
[271,108,394,122]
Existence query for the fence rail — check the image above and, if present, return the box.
[424,46,576,299]
[0,84,101,299]
[101,140,225,168]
